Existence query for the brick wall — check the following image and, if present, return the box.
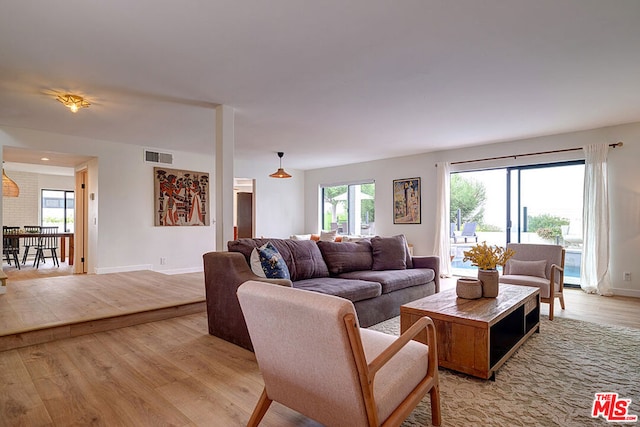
[3,171,39,227]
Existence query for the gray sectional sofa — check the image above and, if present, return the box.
[203,235,439,351]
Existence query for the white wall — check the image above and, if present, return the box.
[235,156,305,239]
[1,126,216,274]
[305,122,640,297]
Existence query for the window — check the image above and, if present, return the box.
[42,189,75,232]
[321,182,375,236]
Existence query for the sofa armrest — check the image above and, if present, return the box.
[203,251,292,351]
[411,255,440,293]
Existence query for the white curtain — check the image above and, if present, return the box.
[580,144,612,295]
[433,162,452,277]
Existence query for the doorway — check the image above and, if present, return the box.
[234,178,255,239]
[2,147,94,279]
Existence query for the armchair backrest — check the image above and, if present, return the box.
[505,243,564,279]
[237,281,369,426]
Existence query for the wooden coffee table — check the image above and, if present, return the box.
[400,284,540,380]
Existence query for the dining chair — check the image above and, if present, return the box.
[237,280,442,426]
[34,226,60,268]
[21,225,41,265]
[3,226,21,270]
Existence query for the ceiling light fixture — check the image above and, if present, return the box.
[269,152,292,178]
[2,163,19,197]
[56,94,90,113]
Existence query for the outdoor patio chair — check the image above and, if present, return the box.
[561,224,583,247]
[499,243,565,320]
[237,280,442,426]
[454,222,478,243]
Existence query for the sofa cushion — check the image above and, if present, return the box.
[249,242,291,279]
[317,240,373,275]
[338,268,435,294]
[228,238,329,281]
[293,277,381,303]
[371,235,407,271]
[506,259,547,278]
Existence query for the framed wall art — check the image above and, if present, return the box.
[393,177,421,224]
[154,167,210,226]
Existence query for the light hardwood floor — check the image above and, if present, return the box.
[0,274,638,426]
[0,270,205,351]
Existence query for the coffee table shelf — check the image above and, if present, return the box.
[400,284,540,380]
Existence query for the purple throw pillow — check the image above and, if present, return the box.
[371,235,407,271]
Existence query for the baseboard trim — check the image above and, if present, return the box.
[156,266,204,275]
[612,287,640,298]
[95,264,154,274]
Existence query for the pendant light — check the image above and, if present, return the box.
[2,164,19,197]
[269,152,292,178]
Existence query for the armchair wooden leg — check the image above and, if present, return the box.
[548,299,555,321]
[430,383,442,426]
[559,294,566,310]
[247,388,272,427]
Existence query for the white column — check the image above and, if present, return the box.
[215,105,235,250]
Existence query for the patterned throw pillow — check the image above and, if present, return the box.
[250,242,291,279]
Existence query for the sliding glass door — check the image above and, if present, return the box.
[451,161,584,285]
[507,162,584,285]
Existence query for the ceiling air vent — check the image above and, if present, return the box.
[144,149,173,165]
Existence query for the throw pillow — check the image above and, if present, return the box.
[507,259,547,278]
[289,234,312,241]
[317,240,373,274]
[370,235,407,271]
[319,230,338,242]
[250,242,291,279]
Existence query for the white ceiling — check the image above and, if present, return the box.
[1,1,640,170]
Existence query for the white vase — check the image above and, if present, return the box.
[478,269,499,298]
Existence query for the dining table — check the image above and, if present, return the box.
[3,231,75,266]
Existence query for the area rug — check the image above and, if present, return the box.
[369,316,640,426]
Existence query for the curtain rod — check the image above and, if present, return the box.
[436,141,623,166]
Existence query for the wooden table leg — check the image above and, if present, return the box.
[60,236,74,266]
[69,235,74,266]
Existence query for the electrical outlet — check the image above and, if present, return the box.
[623,272,631,281]
[160,257,167,265]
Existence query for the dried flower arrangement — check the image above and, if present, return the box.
[462,241,515,271]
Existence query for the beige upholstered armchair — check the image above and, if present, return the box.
[237,280,441,427]
[499,243,566,320]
